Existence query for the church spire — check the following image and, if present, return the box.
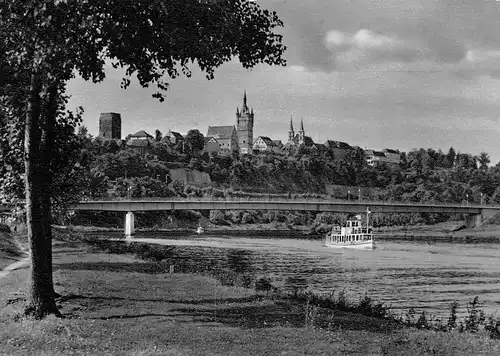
[300,117,305,132]
[243,90,248,110]
[288,116,295,142]
[237,107,239,115]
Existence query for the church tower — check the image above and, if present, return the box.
[298,117,305,145]
[236,91,254,154]
[288,117,295,142]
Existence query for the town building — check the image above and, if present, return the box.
[253,136,280,152]
[236,91,254,154]
[99,112,121,140]
[203,136,220,154]
[164,129,184,145]
[206,125,238,152]
[364,149,400,166]
[311,143,329,153]
[324,140,355,159]
[126,130,154,154]
[382,149,401,164]
[272,140,283,150]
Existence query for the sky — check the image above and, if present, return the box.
[67,0,500,164]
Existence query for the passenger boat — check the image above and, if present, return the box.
[325,208,374,250]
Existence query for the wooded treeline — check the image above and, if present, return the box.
[71,132,500,206]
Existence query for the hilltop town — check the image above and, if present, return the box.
[98,92,401,167]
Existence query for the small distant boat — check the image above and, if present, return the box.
[325,207,374,250]
[196,226,205,234]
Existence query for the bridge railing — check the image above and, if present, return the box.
[78,196,494,209]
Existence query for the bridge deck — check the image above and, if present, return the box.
[73,199,492,214]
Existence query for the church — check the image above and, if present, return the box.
[287,117,315,147]
[206,92,255,154]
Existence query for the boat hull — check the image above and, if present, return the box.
[325,240,374,250]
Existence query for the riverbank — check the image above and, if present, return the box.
[377,221,500,242]
[1,239,499,355]
[61,219,500,243]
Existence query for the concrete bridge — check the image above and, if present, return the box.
[72,197,500,235]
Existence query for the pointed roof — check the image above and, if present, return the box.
[383,148,399,154]
[312,143,329,152]
[130,130,153,139]
[204,136,218,144]
[289,117,294,132]
[300,118,305,132]
[243,90,247,110]
[324,140,353,150]
[207,126,236,139]
[166,129,184,140]
[256,136,275,146]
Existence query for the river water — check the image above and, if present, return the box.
[93,231,500,319]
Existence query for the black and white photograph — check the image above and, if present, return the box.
[2,0,500,355]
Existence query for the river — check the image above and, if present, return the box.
[91,231,500,319]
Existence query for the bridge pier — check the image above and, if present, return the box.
[465,214,482,229]
[124,212,135,237]
[465,209,498,229]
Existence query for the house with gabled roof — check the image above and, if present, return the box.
[203,136,220,154]
[165,129,184,145]
[324,140,355,159]
[382,148,401,164]
[365,149,387,166]
[206,125,239,152]
[126,130,154,153]
[311,143,329,153]
[272,140,283,149]
[253,136,279,152]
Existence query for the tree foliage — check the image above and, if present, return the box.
[185,129,205,155]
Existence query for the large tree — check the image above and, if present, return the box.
[185,129,205,155]
[0,0,285,318]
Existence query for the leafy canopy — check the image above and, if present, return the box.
[1,0,286,99]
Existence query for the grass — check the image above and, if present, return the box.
[1,236,500,355]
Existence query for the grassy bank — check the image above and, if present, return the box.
[2,238,500,355]
[0,224,26,270]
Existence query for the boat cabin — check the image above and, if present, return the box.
[327,219,372,244]
[342,220,367,235]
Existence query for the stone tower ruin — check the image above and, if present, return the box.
[99,112,122,140]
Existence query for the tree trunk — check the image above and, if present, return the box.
[23,73,60,318]
[40,84,59,299]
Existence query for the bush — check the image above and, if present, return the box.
[0,223,11,234]
[209,210,225,222]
